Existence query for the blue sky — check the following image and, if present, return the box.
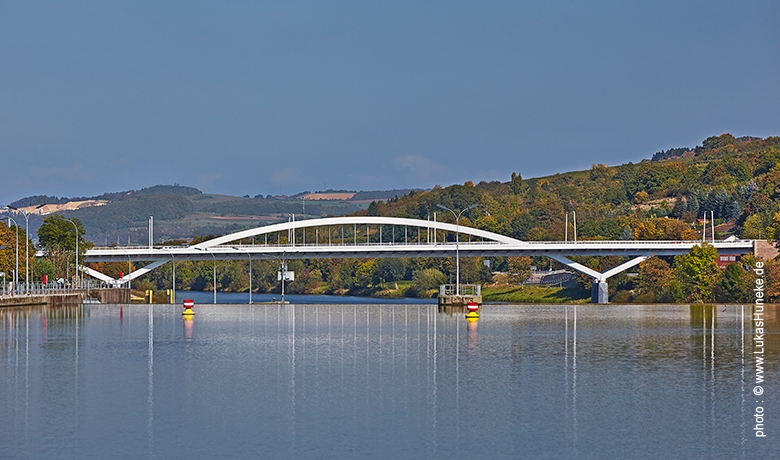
[1,0,778,201]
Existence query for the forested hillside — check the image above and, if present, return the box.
[361,134,780,243]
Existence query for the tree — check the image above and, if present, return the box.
[717,262,750,302]
[702,133,737,151]
[637,256,673,302]
[764,259,780,303]
[507,256,532,284]
[410,268,446,296]
[37,215,86,280]
[510,172,525,195]
[673,243,721,302]
[742,214,765,239]
[373,258,407,289]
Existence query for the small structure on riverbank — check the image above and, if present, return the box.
[438,284,482,313]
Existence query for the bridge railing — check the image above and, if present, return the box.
[89,240,509,251]
[88,238,753,252]
[523,239,753,245]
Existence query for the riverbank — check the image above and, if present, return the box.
[481,285,590,304]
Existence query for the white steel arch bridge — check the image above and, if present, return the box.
[83,216,755,303]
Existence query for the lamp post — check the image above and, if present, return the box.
[7,204,45,294]
[6,216,19,292]
[196,248,217,303]
[67,219,80,289]
[211,251,217,304]
[436,203,478,296]
[163,248,176,304]
[234,247,253,304]
[0,245,5,295]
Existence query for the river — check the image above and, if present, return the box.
[1,302,777,459]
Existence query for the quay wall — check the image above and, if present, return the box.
[0,289,129,308]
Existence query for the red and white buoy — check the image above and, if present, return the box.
[466,301,479,319]
[182,299,195,316]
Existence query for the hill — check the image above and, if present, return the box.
[4,185,425,245]
[361,133,780,244]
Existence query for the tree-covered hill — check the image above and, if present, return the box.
[360,134,780,243]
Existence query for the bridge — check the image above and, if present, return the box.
[83,216,755,303]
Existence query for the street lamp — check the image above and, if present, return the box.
[67,219,80,288]
[196,248,217,304]
[5,216,19,292]
[234,246,253,304]
[163,248,176,304]
[0,245,5,295]
[436,203,478,296]
[7,204,45,294]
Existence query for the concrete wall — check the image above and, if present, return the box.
[88,288,130,304]
[0,288,129,308]
[755,240,779,261]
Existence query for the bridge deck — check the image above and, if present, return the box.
[85,240,755,262]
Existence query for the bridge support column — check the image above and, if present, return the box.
[591,280,609,304]
[551,255,650,304]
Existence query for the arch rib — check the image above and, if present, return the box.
[192,216,522,249]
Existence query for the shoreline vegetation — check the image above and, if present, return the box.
[132,283,592,304]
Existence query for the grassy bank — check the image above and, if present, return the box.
[482,285,589,304]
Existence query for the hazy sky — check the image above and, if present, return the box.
[1,1,778,202]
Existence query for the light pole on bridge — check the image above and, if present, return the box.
[436,203,478,296]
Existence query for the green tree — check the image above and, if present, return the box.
[673,243,721,302]
[702,133,736,150]
[510,172,526,195]
[373,258,407,289]
[717,262,750,302]
[37,215,86,280]
[409,268,446,296]
[741,214,765,239]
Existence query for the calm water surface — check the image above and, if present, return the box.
[1,303,778,459]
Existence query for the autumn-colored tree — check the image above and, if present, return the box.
[507,256,532,284]
[763,259,780,303]
[637,256,673,302]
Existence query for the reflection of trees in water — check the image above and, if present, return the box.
[0,305,87,324]
[688,304,780,367]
